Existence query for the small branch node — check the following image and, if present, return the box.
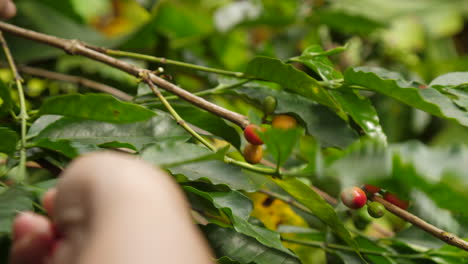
[64,39,82,55]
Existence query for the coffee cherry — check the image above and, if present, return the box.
[263,96,277,115]
[340,187,367,209]
[272,115,297,130]
[384,193,409,210]
[243,143,263,164]
[353,209,371,230]
[363,184,381,194]
[244,124,264,145]
[367,201,385,218]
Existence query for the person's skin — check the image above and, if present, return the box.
[0,0,15,19]
[9,152,215,264]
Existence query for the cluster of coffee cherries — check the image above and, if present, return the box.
[340,184,409,219]
[243,96,298,164]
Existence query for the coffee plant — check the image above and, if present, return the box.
[0,0,468,263]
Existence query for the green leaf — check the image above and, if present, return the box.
[32,139,100,158]
[185,187,293,255]
[217,256,241,264]
[290,44,344,81]
[261,128,302,168]
[202,225,301,264]
[39,93,155,123]
[332,90,387,144]
[27,179,58,198]
[169,160,258,191]
[430,243,468,263]
[245,57,339,109]
[27,115,62,138]
[273,178,360,255]
[345,67,468,127]
[0,127,18,155]
[141,142,223,168]
[234,85,358,148]
[430,72,468,87]
[0,188,33,234]
[355,236,395,264]
[289,46,386,143]
[32,114,189,151]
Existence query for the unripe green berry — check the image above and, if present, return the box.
[352,209,371,230]
[367,201,385,218]
[263,96,277,115]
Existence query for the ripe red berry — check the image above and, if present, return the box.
[383,193,409,210]
[340,187,367,209]
[244,124,264,145]
[363,184,381,194]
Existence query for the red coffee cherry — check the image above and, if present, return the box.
[244,124,264,145]
[363,184,381,194]
[383,193,409,210]
[340,187,367,209]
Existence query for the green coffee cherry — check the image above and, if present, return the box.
[367,201,385,218]
[352,211,370,230]
[263,96,277,115]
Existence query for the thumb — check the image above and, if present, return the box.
[50,151,214,264]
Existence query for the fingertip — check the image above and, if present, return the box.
[13,212,53,241]
[42,188,57,216]
[12,212,36,241]
[1,0,16,19]
[10,213,55,264]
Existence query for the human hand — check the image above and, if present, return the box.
[0,0,15,19]
[9,152,214,264]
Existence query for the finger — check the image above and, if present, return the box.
[0,0,16,19]
[10,212,54,264]
[42,188,57,216]
[51,151,214,264]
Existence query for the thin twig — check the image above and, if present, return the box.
[136,79,250,104]
[370,195,468,251]
[282,237,428,259]
[17,65,133,101]
[105,49,248,78]
[143,75,216,151]
[225,157,278,175]
[0,31,28,181]
[0,21,250,129]
[261,189,467,251]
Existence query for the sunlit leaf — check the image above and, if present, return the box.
[39,93,155,123]
[202,225,301,264]
[345,67,468,127]
[245,57,340,109]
